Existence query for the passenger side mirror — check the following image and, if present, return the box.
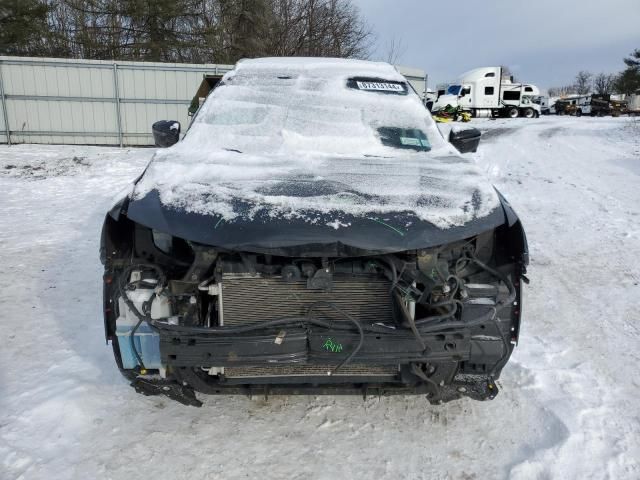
[449,127,481,153]
[152,120,181,148]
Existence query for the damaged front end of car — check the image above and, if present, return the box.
[100,199,528,407]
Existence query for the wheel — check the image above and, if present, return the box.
[523,108,535,118]
[575,109,582,117]
[507,107,519,118]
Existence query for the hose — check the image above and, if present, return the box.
[416,307,496,333]
[414,302,458,326]
[394,291,427,351]
[117,255,513,377]
[410,363,441,399]
[307,301,364,375]
[465,252,517,376]
[118,264,166,370]
[466,254,516,308]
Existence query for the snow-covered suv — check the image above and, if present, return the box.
[100,58,528,406]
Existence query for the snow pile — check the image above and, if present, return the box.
[134,58,500,229]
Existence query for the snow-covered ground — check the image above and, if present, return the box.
[1,116,639,479]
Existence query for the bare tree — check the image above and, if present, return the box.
[574,70,592,95]
[548,85,577,97]
[7,0,373,63]
[593,72,615,95]
[384,35,406,64]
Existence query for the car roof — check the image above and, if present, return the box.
[232,57,405,82]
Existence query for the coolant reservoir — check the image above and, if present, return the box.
[118,282,172,324]
[150,293,171,319]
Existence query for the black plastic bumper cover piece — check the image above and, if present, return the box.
[159,328,471,367]
[161,329,309,366]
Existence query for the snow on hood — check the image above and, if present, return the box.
[134,58,500,230]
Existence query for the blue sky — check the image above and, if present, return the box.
[353,0,640,90]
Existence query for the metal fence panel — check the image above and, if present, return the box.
[0,64,7,144]
[0,56,233,146]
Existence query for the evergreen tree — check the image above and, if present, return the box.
[614,48,640,94]
[0,0,50,55]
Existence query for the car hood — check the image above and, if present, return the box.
[119,150,510,256]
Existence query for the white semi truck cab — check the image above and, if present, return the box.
[433,67,541,118]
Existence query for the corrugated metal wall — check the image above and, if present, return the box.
[396,65,427,99]
[0,56,232,146]
[0,56,426,146]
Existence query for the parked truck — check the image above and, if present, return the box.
[590,94,612,117]
[555,95,591,116]
[432,67,541,118]
[533,95,551,114]
[627,94,640,115]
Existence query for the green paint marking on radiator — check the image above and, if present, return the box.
[322,338,343,353]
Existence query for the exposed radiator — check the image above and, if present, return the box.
[219,274,393,326]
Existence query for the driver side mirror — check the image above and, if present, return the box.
[152,120,181,148]
[449,127,481,153]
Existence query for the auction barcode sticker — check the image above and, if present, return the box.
[356,81,404,92]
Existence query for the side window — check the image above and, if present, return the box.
[525,86,533,92]
[503,91,520,101]
[485,72,495,77]
[461,87,471,96]
[485,86,495,95]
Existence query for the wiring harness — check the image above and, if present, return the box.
[117,249,515,378]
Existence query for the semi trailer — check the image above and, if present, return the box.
[433,67,541,118]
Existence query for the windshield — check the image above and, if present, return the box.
[184,64,444,156]
[446,85,462,96]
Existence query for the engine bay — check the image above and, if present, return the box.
[101,215,526,406]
